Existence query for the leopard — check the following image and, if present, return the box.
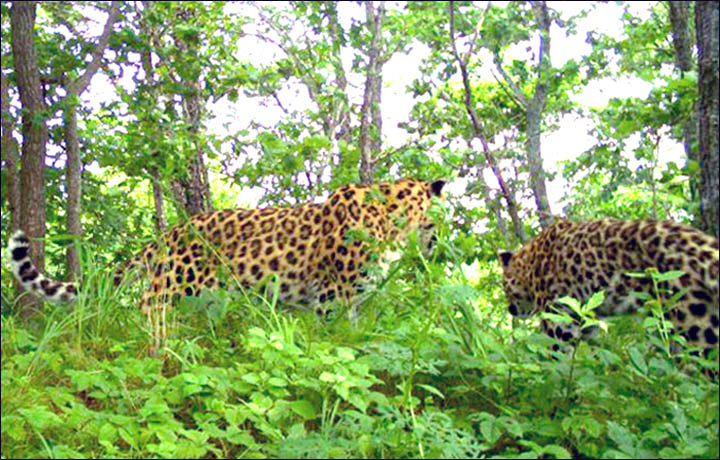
[498,219,719,362]
[7,179,446,344]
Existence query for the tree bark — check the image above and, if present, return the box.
[62,105,82,278]
[169,6,212,215]
[11,2,48,299]
[669,1,700,219]
[526,1,553,228]
[359,0,384,184]
[526,105,552,228]
[670,2,694,70]
[177,80,213,215]
[1,72,21,233]
[62,1,120,280]
[695,1,719,237]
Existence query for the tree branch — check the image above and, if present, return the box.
[70,1,121,96]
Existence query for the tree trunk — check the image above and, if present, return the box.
[491,193,513,248]
[168,89,213,216]
[695,1,719,237]
[526,105,552,228]
[63,105,82,279]
[669,1,700,220]
[526,0,553,228]
[169,6,212,215]
[169,155,213,215]
[62,1,120,280]
[359,0,384,184]
[11,2,48,310]
[483,1,553,231]
[670,2,694,70]
[1,73,21,233]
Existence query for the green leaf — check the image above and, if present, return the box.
[652,270,685,282]
[267,376,287,387]
[480,416,502,445]
[19,406,63,430]
[541,444,572,459]
[540,312,573,325]
[417,383,445,400]
[606,421,637,453]
[628,347,648,375]
[348,393,368,413]
[335,382,350,401]
[585,291,605,312]
[556,296,581,313]
[1,415,27,441]
[241,373,261,385]
[118,427,139,450]
[225,426,255,446]
[336,347,356,361]
[98,422,118,445]
[139,402,172,419]
[288,400,316,420]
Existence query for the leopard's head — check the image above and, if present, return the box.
[498,250,536,317]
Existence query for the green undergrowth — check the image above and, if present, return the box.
[1,255,718,459]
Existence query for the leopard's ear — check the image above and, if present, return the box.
[430,180,446,197]
[498,250,514,269]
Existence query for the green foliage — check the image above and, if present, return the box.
[3,235,717,459]
[562,2,699,223]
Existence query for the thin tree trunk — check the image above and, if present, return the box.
[449,3,528,243]
[492,193,512,248]
[359,0,384,184]
[526,1,553,228]
[11,1,48,313]
[669,1,700,220]
[526,106,552,227]
[62,1,120,280]
[695,1,719,237]
[169,91,213,216]
[169,6,212,215]
[63,106,82,278]
[670,2,694,70]
[1,73,21,233]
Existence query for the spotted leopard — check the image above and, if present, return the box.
[8,179,445,340]
[499,219,719,358]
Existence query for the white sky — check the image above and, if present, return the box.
[73,1,683,211]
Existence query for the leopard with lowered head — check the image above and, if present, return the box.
[499,219,719,358]
[8,178,445,324]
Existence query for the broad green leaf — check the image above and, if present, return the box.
[288,400,316,419]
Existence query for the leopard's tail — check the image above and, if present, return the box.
[6,230,77,302]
